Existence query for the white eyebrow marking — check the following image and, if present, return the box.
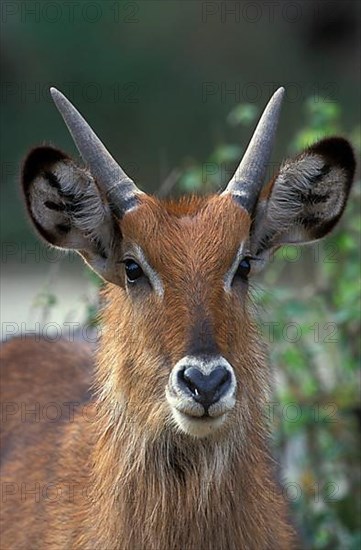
[129,244,164,297]
[224,242,247,292]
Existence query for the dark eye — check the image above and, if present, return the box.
[124,260,144,283]
[235,258,251,280]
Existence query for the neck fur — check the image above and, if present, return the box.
[85,398,286,550]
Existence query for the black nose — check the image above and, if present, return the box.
[178,366,232,412]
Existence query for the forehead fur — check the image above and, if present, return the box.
[119,194,251,276]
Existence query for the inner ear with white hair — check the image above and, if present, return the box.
[250,137,355,263]
[22,146,123,284]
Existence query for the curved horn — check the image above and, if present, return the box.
[222,87,285,211]
[50,87,143,216]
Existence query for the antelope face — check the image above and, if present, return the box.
[116,193,253,438]
[22,88,355,440]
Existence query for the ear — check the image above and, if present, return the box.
[22,146,122,284]
[251,137,356,262]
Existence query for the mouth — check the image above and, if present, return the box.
[170,408,228,438]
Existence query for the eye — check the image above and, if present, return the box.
[124,260,144,283]
[235,257,251,280]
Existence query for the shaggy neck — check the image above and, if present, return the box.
[84,400,292,550]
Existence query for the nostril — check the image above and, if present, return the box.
[178,368,198,397]
[182,373,199,396]
[219,371,229,388]
[182,368,204,395]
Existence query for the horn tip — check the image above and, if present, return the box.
[274,86,285,98]
[50,87,65,105]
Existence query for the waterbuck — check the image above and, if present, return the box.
[0,87,355,549]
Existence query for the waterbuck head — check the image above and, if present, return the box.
[22,88,355,441]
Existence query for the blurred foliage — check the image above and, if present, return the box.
[212,98,360,549]
[30,96,360,549]
[257,101,360,549]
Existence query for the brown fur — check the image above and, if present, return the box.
[1,194,296,549]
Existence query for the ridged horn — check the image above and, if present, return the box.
[222,87,285,211]
[50,87,143,216]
